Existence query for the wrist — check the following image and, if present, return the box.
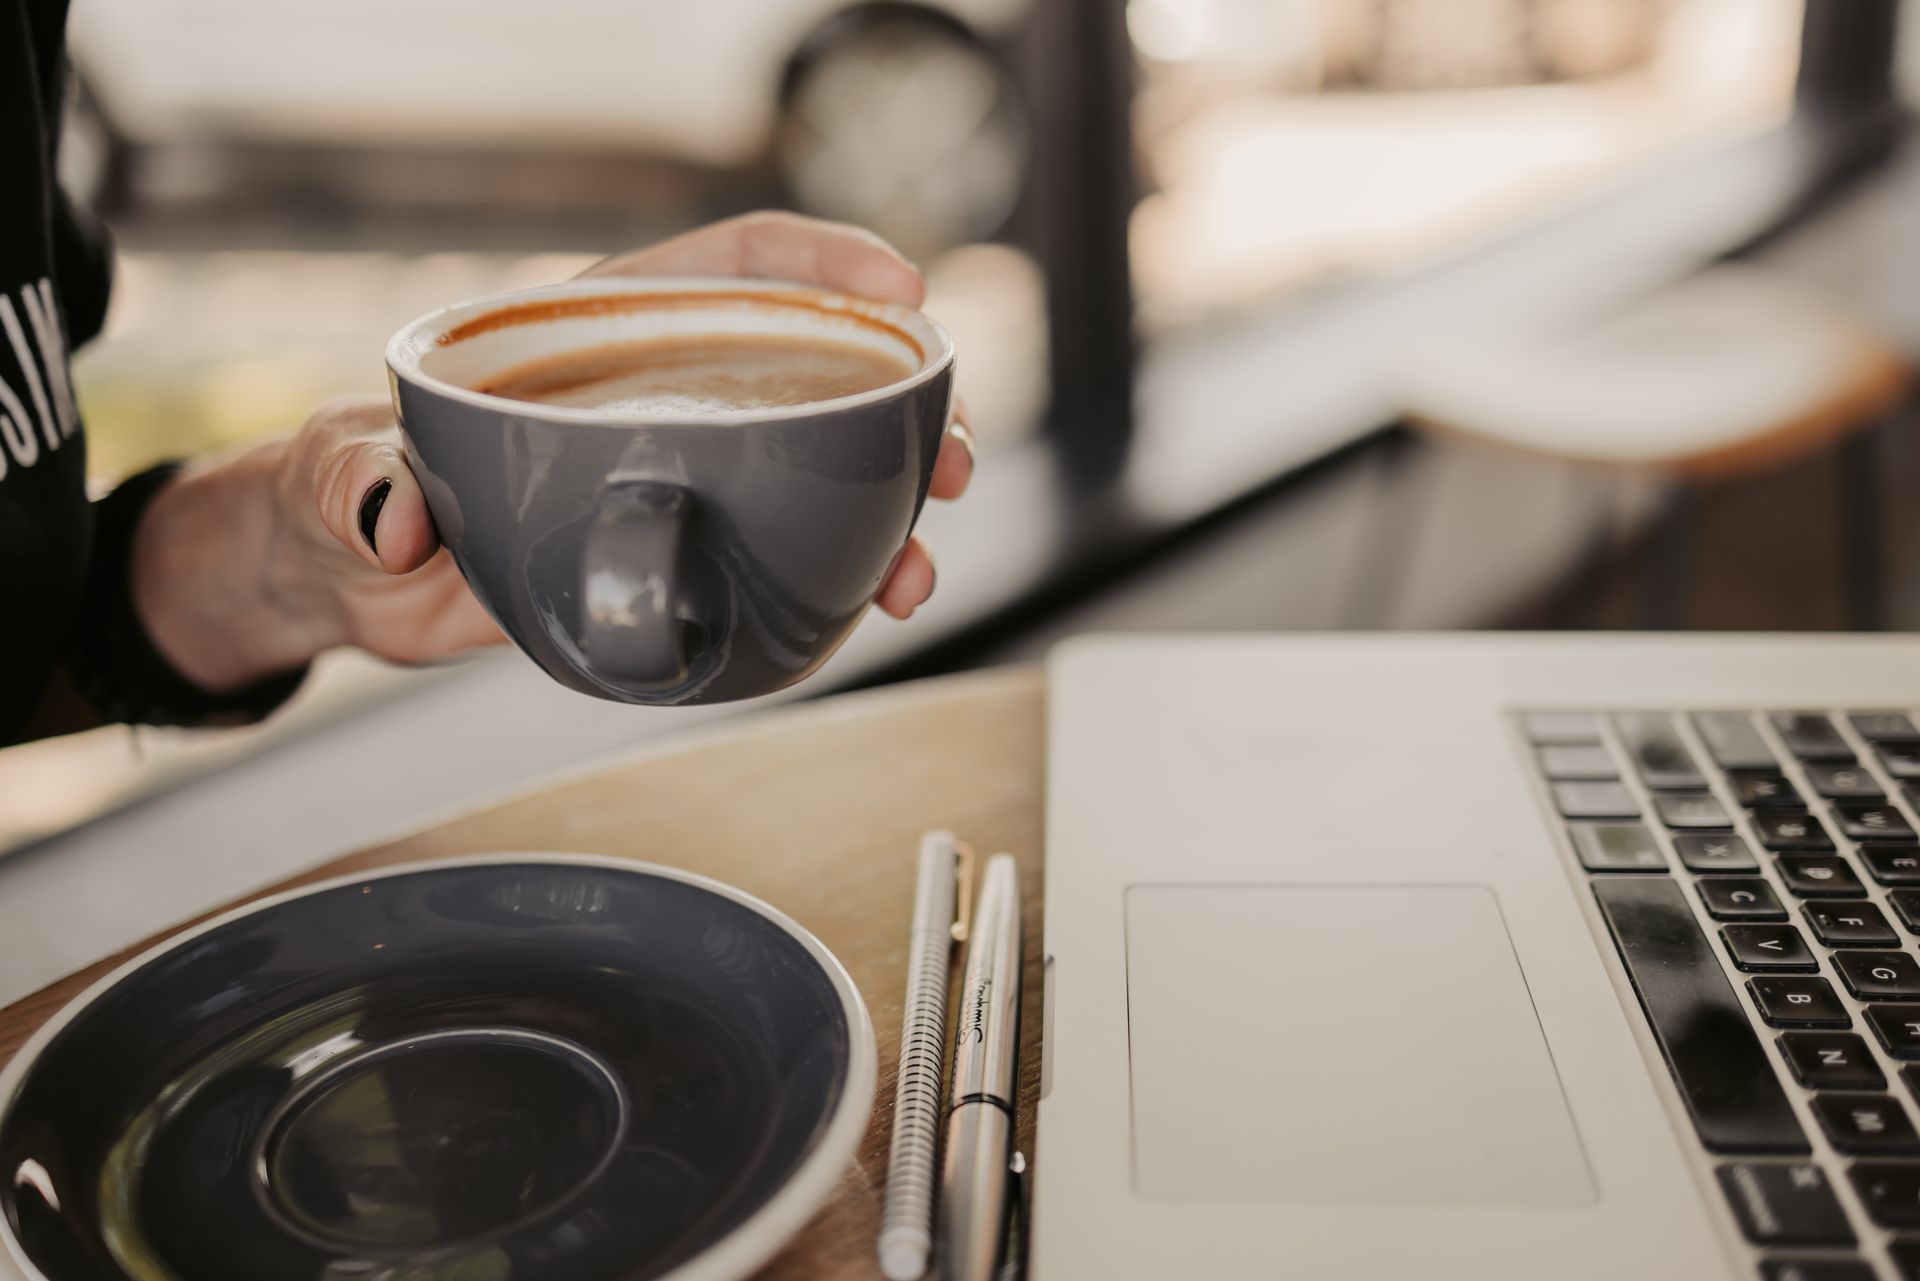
[131,439,347,692]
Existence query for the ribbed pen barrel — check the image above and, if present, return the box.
[878,833,960,1281]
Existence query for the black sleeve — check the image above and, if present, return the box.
[48,89,306,727]
[0,2,303,741]
[51,187,109,347]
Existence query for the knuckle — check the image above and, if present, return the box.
[308,392,387,422]
[311,445,360,538]
[738,209,796,236]
[301,395,396,447]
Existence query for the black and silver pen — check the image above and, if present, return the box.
[938,853,1023,1281]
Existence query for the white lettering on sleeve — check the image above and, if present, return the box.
[0,372,38,469]
[23,279,76,439]
[0,296,58,451]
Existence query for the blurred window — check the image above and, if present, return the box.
[1902,1,1920,102]
[62,0,1048,477]
[62,0,1816,480]
[1128,0,1806,331]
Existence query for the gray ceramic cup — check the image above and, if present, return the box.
[386,277,955,705]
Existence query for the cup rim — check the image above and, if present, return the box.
[0,851,878,1281]
[385,276,955,427]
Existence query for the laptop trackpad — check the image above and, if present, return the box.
[1125,884,1594,1205]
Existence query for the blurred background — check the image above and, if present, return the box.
[5,0,1920,998]
[68,0,1803,474]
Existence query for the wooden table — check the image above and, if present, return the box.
[0,665,1047,1281]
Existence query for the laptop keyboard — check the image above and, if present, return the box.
[1525,708,1920,1281]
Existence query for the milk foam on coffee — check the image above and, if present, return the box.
[475,333,913,416]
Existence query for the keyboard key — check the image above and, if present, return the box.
[1779,1033,1885,1090]
[1881,747,1920,780]
[1524,711,1599,744]
[1701,878,1788,921]
[1553,781,1640,820]
[1615,713,1706,789]
[1760,1260,1878,1281]
[1854,712,1920,743]
[1735,772,1803,809]
[1756,813,1835,851]
[1892,891,1920,933]
[1570,824,1666,872]
[1848,1161,1920,1228]
[1835,951,1920,1000]
[1892,1239,1920,1281]
[1807,762,1885,799]
[1811,1093,1920,1153]
[1777,856,1866,898]
[1834,804,1917,842]
[1591,877,1807,1152]
[1773,714,1854,761]
[1748,976,1849,1028]
[1863,847,1920,887]
[1694,712,1778,771]
[1716,1161,1854,1245]
[1655,793,1733,829]
[1537,744,1617,780]
[1724,925,1818,972]
[1868,1006,1920,1059]
[1804,901,1898,947]
[1676,834,1758,874]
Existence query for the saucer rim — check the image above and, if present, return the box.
[0,851,878,1281]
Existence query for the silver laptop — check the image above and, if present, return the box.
[1035,634,1920,1281]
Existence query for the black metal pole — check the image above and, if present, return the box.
[1796,0,1901,114]
[1020,0,1137,485]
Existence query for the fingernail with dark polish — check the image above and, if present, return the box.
[358,477,392,555]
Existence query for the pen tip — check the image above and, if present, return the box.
[879,1235,930,1281]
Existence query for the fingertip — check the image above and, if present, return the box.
[814,221,925,307]
[379,496,440,576]
[844,252,925,309]
[354,469,438,574]
[877,542,935,618]
[929,420,975,500]
[880,259,928,310]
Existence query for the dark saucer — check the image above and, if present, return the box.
[0,856,875,1281]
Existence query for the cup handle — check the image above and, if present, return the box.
[582,480,691,686]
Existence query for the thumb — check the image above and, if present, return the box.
[308,425,441,575]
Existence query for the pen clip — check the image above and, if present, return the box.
[951,840,977,945]
[996,1151,1029,1281]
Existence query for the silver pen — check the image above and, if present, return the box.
[939,853,1023,1281]
[879,832,973,1281]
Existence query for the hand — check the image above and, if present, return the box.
[133,213,971,695]
[130,397,505,695]
[581,210,973,618]
[272,395,506,665]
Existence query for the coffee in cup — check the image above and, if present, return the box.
[474,333,915,416]
[386,279,954,706]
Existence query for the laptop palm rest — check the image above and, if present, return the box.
[1124,884,1595,1206]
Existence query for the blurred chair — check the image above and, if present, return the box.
[1393,264,1913,628]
